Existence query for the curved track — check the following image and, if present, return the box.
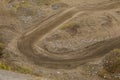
[18,1,120,69]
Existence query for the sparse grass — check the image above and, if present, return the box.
[98,49,120,80]
[35,0,58,6]
[14,66,32,74]
[9,0,58,11]
[0,43,5,56]
[0,61,32,74]
[12,66,32,74]
[13,66,32,74]
[60,22,79,36]
[98,68,120,80]
[98,68,112,79]
[103,49,120,73]
[12,1,30,12]
[60,22,79,30]
[0,62,11,71]
[9,64,33,74]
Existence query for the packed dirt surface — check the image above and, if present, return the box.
[0,70,34,80]
[18,0,120,69]
[0,0,120,80]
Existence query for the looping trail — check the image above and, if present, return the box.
[17,1,120,69]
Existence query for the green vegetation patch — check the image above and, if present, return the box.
[0,42,32,74]
[103,49,120,73]
[13,65,32,74]
[11,1,31,12]
[35,0,58,6]
[60,22,79,30]
[60,22,79,36]
[0,43,5,56]
[0,62,11,71]
[0,61,32,74]
[98,49,120,80]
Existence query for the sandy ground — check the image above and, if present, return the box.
[0,70,34,80]
[0,0,120,80]
[18,0,120,68]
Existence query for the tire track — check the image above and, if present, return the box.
[17,1,120,69]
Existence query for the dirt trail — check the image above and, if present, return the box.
[18,1,120,69]
[18,7,79,68]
